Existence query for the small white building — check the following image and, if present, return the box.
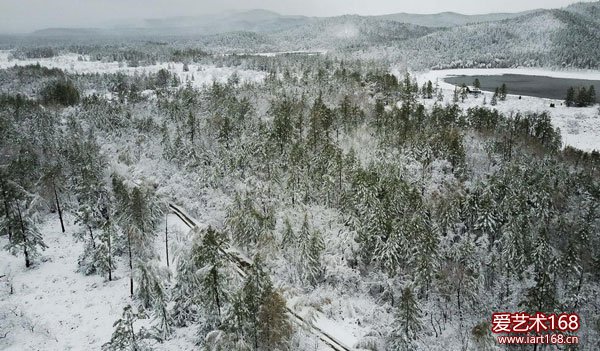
[466,86,482,94]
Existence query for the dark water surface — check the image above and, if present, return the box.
[444,74,600,100]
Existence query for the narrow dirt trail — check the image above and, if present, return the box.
[169,203,353,351]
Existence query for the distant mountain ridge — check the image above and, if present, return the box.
[374,10,537,27]
[29,9,311,37]
[396,2,600,69]
[19,2,600,70]
[30,8,536,36]
[97,9,537,32]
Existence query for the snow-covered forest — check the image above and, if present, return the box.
[1,2,600,351]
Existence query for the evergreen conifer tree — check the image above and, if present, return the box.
[413,215,440,297]
[426,80,433,99]
[94,220,116,281]
[436,85,444,102]
[308,94,333,149]
[491,88,499,106]
[194,227,229,327]
[499,83,507,101]
[389,287,422,351]
[224,255,291,350]
[102,305,150,351]
[171,251,201,327]
[270,98,294,153]
[566,86,576,107]
[6,198,47,268]
[281,217,295,249]
[112,176,163,297]
[520,229,557,313]
[257,289,292,350]
[241,255,272,349]
[296,214,324,285]
[225,193,274,250]
[576,87,589,107]
[134,259,168,312]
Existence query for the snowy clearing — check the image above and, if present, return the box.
[0,50,266,88]
[0,213,196,351]
[0,214,129,351]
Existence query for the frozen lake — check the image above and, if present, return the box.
[444,74,600,100]
[416,68,600,98]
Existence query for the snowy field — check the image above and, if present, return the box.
[0,214,129,350]
[415,68,600,152]
[0,50,266,88]
[0,213,197,351]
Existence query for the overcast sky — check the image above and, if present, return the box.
[0,0,592,33]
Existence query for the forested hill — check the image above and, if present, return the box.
[269,16,435,52]
[398,1,600,69]
[10,2,600,70]
[374,10,536,28]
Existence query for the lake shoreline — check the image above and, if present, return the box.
[443,73,600,100]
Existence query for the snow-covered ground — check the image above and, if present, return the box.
[415,68,600,152]
[0,51,266,88]
[0,213,195,351]
[0,214,128,350]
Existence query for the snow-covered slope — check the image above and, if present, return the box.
[401,2,600,69]
[376,10,536,28]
